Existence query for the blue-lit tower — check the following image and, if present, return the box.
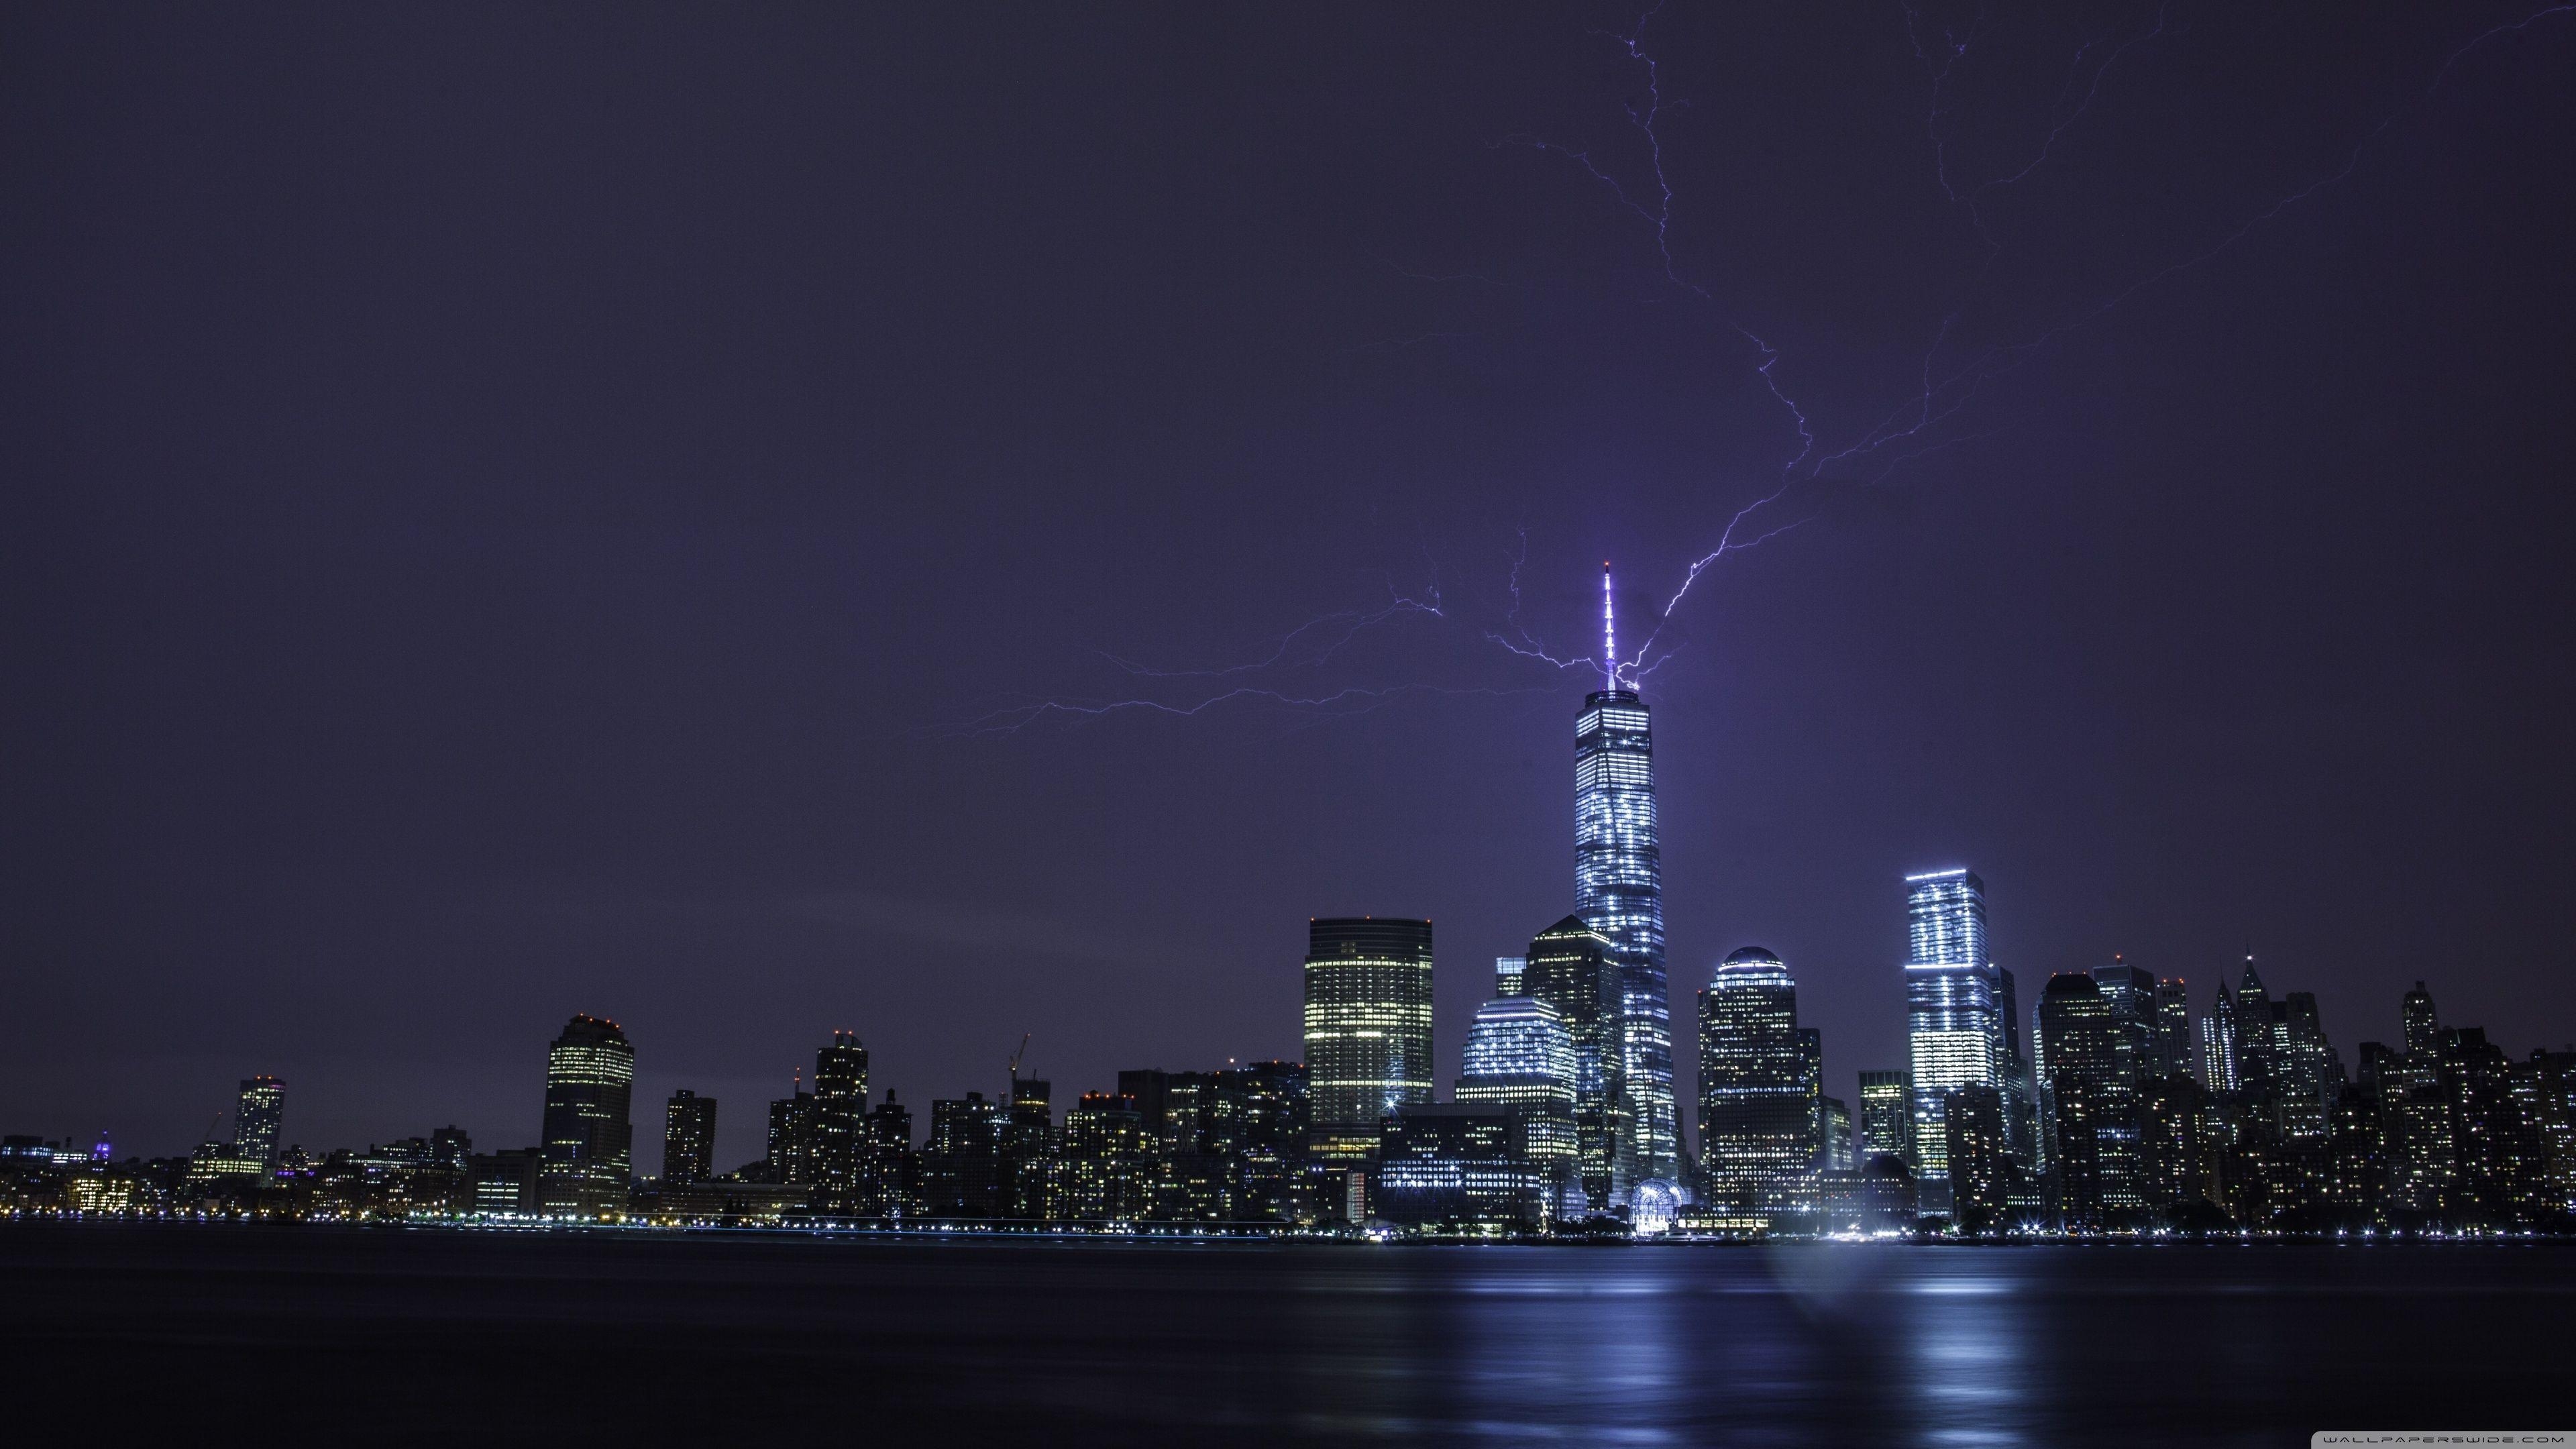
[1902,867,2005,1214]
[1576,566,1677,1187]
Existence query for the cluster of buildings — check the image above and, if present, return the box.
[7,670,2573,1236]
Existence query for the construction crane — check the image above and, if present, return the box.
[1007,1032,1031,1099]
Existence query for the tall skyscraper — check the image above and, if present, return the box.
[2201,973,2243,1093]
[812,1030,869,1203]
[1522,914,1628,1212]
[1575,659,1675,1185]
[2035,971,2139,1227]
[538,1014,635,1216]
[1902,868,2004,1210]
[2151,977,2195,1080]
[233,1076,285,1166]
[1301,917,1434,1158]
[2092,957,2157,1072]
[1494,956,1527,996]
[663,1089,715,1185]
[1696,948,1820,1213]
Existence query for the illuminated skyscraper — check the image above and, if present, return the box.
[1575,631,1675,1185]
[1302,917,1434,1157]
[537,1014,635,1217]
[1858,1069,1915,1165]
[1902,868,2004,1211]
[1696,948,1819,1213]
[812,1030,869,1204]
[233,1076,285,1166]
[1456,995,1580,1214]
[1522,914,1627,1211]
[1457,996,1578,1112]
[663,1089,715,1185]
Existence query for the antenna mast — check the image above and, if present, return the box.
[1601,563,1617,692]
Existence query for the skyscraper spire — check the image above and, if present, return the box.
[1601,562,1617,692]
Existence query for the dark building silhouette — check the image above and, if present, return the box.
[860,1090,918,1218]
[1942,1085,2012,1234]
[812,1032,869,1206]
[2151,977,2195,1081]
[663,1090,715,1185]
[537,1014,634,1217]
[2137,1073,2218,1220]
[1373,1103,1547,1229]
[765,1087,816,1187]
[920,1092,1006,1217]
[2035,971,2136,1228]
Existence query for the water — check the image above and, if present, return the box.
[4,1226,2565,1444]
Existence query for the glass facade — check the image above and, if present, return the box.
[1521,914,1628,1212]
[1902,869,2003,1205]
[1301,917,1435,1142]
[1575,689,1676,1185]
[1458,997,1578,1110]
[1696,949,1818,1212]
[1858,1069,1914,1165]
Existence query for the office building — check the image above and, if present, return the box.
[1696,948,1818,1213]
[1574,673,1676,1184]
[1061,1091,1152,1220]
[920,1093,1006,1217]
[1819,1096,1854,1173]
[1456,996,1580,1214]
[861,1091,918,1218]
[1943,1084,2012,1234]
[233,1077,286,1166]
[2151,977,2194,1081]
[1902,868,2004,1210]
[2035,971,2139,1228]
[1494,956,1527,996]
[663,1091,715,1185]
[1301,916,1434,1158]
[2200,974,2242,1094]
[1458,996,1578,1112]
[537,1014,635,1217]
[812,1031,870,1203]
[1522,914,1628,1212]
[1372,1104,1548,1230]
[1858,1069,1914,1165]
[2092,958,2156,1080]
[765,1088,816,1185]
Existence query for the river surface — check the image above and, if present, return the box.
[3,1226,2565,1445]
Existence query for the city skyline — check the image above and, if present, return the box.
[6,2,2574,1195]
[21,811,2576,1173]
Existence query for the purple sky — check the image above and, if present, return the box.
[5,3,2573,1169]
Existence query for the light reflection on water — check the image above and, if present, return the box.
[7,1229,2571,1446]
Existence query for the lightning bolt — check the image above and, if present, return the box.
[971,2,2573,733]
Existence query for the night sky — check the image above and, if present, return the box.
[6,3,2573,1171]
